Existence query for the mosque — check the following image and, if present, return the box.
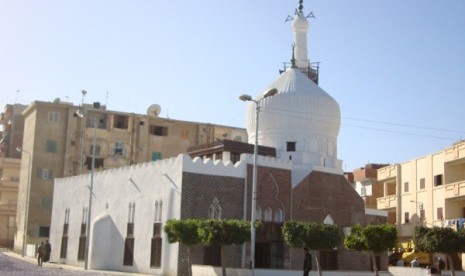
[49,1,386,275]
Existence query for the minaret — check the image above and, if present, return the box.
[292,0,309,69]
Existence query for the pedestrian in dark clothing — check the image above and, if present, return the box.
[303,247,312,276]
[438,257,445,273]
[37,242,46,266]
[44,240,51,262]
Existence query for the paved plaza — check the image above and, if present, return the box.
[0,251,150,276]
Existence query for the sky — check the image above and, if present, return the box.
[1,0,465,172]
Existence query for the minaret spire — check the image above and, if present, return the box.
[292,0,309,69]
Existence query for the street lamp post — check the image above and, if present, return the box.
[74,109,96,270]
[410,200,424,224]
[239,88,278,275]
[16,147,31,257]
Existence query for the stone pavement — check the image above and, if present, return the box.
[0,250,152,276]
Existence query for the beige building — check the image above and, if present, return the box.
[13,100,247,252]
[377,140,465,240]
[0,104,27,248]
[0,157,20,248]
[345,163,388,209]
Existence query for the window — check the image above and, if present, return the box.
[150,223,162,267]
[124,203,136,266]
[256,206,262,221]
[150,125,168,136]
[360,187,366,196]
[114,115,128,129]
[437,208,443,220]
[60,208,70,258]
[41,197,53,210]
[264,208,272,222]
[274,209,284,223]
[208,198,222,219]
[286,142,296,152]
[419,178,425,189]
[78,207,87,260]
[434,174,443,186]
[123,238,135,266]
[90,145,101,156]
[404,182,409,193]
[114,142,124,156]
[48,112,60,123]
[404,212,410,223]
[85,157,104,170]
[46,140,58,153]
[77,223,86,260]
[39,226,50,237]
[420,209,425,222]
[38,168,53,180]
[151,152,162,161]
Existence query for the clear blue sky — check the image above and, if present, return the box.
[1,0,464,171]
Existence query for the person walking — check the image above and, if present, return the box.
[37,242,46,267]
[44,240,51,262]
[410,257,419,267]
[437,257,445,273]
[303,247,312,276]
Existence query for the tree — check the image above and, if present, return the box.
[164,219,201,276]
[197,219,251,276]
[414,226,465,276]
[282,221,340,276]
[344,224,397,276]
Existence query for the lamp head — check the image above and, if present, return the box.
[262,88,278,98]
[239,94,253,102]
[73,109,84,118]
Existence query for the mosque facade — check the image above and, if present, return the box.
[49,1,387,275]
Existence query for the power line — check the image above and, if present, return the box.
[259,107,464,140]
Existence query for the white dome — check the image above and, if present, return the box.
[245,67,341,173]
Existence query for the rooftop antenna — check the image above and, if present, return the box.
[15,89,20,103]
[105,91,109,107]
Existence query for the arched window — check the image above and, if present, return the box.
[274,208,284,222]
[208,197,222,219]
[264,207,272,222]
[256,206,262,221]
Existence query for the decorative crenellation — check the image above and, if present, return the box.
[239,153,292,170]
[183,154,246,178]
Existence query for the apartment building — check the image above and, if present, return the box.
[0,104,27,248]
[0,157,20,247]
[376,140,465,240]
[346,164,389,209]
[13,100,247,252]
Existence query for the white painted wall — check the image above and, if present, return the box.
[50,155,185,275]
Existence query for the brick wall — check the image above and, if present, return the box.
[290,171,387,271]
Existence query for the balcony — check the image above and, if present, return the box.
[0,202,17,215]
[377,195,398,210]
[0,176,19,190]
[444,180,465,199]
[377,165,399,181]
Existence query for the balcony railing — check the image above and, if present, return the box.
[377,195,397,210]
[443,180,465,198]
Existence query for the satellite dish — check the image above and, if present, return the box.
[147,104,161,117]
